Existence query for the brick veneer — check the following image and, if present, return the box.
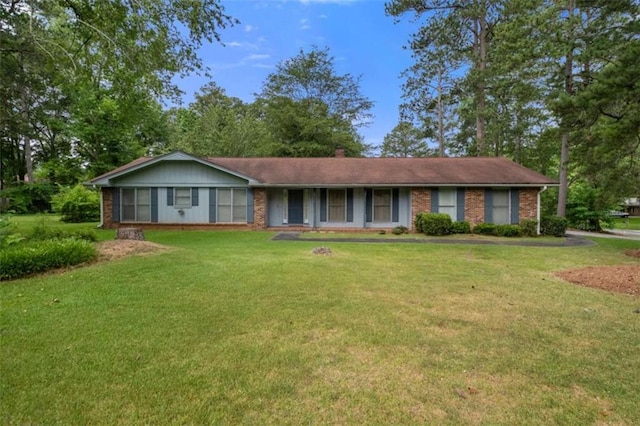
[518,188,538,222]
[101,187,115,228]
[464,189,485,226]
[252,188,266,230]
[410,188,432,230]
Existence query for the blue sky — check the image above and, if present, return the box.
[176,0,419,152]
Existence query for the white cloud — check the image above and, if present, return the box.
[245,25,256,32]
[245,54,271,61]
[299,18,311,30]
[224,41,259,50]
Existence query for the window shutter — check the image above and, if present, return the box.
[151,188,158,223]
[112,188,120,223]
[457,188,465,222]
[209,188,216,223]
[510,189,519,224]
[192,188,199,206]
[346,188,354,222]
[247,188,254,224]
[431,188,439,213]
[365,189,373,222]
[167,187,174,206]
[320,188,327,222]
[484,189,493,223]
[392,188,399,222]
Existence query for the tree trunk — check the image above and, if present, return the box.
[116,227,145,241]
[557,0,575,217]
[474,6,488,156]
[20,86,33,183]
[437,65,445,157]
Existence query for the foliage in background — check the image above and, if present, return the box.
[51,185,100,223]
[0,184,56,214]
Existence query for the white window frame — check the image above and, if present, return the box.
[121,188,151,222]
[438,188,457,221]
[174,187,191,208]
[217,188,247,223]
[328,189,346,222]
[492,189,511,225]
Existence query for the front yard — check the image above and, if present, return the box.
[1,227,639,424]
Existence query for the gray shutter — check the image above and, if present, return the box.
[320,188,327,222]
[346,188,354,222]
[192,188,199,206]
[484,189,493,223]
[209,188,216,223]
[392,188,399,222]
[431,188,439,213]
[112,188,120,223]
[247,188,254,224]
[510,189,519,224]
[167,187,174,206]
[365,189,373,222]
[151,188,158,223]
[457,188,465,222]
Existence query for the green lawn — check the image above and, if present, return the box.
[1,227,639,424]
[610,217,640,230]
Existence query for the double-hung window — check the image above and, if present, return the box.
[373,189,391,222]
[492,189,510,224]
[438,188,457,220]
[121,188,150,222]
[174,188,191,208]
[217,188,247,223]
[328,189,346,222]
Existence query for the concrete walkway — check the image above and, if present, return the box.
[272,232,595,247]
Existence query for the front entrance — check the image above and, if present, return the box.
[288,190,304,224]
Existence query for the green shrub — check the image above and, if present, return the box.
[519,219,538,237]
[415,213,452,236]
[392,225,408,235]
[451,221,471,234]
[540,216,568,237]
[29,220,97,242]
[0,239,97,280]
[0,215,25,248]
[495,224,521,237]
[0,184,57,214]
[473,223,497,235]
[51,184,100,223]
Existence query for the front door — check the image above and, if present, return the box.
[288,190,304,224]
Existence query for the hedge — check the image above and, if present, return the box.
[415,213,453,236]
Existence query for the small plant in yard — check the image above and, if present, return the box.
[392,225,408,235]
[415,212,452,235]
[0,239,97,280]
[29,219,97,242]
[450,220,471,234]
[473,223,497,235]
[495,224,521,237]
[519,219,538,237]
[541,215,568,237]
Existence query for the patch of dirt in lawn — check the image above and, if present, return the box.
[97,239,171,261]
[555,264,640,296]
[624,249,640,258]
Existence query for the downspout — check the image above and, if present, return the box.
[537,186,548,235]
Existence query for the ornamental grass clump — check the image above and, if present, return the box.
[0,239,97,280]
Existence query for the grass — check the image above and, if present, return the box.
[300,230,562,243]
[610,217,640,231]
[1,223,640,424]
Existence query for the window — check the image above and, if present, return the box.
[217,188,247,223]
[121,188,150,222]
[328,189,346,222]
[373,189,391,222]
[438,188,457,220]
[174,188,191,207]
[492,189,510,224]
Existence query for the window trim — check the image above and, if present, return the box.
[121,188,151,223]
[372,188,392,223]
[327,189,347,222]
[491,188,511,225]
[217,188,247,224]
[438,187,457,221]
[174,187,192,208]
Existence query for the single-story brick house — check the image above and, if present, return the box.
[88,151,557,232]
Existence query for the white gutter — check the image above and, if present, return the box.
[97,186,104,228]
[537,185,548,235]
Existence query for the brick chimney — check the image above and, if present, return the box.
[334,147,345,158]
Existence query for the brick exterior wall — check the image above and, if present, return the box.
[410,188,432,231]
[252,188,266,230]
[101,187,115,229]
[464,189,485,226]
[518,188,538,222]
